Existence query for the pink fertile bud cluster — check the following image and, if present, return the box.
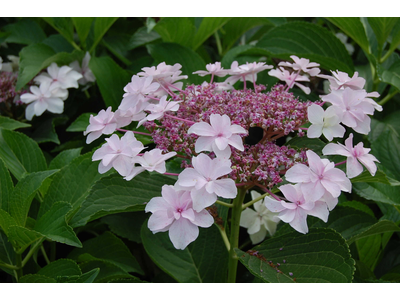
[0,71,29,106]
[87,58,381,248]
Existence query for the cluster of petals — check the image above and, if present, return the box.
[268,67,311,94]
[176,153,237,212]
[240,191,280,244]
[321,87,381,134]
[188,114,247,159]
[34,62,82,90]
[193,62,229,78]
[145,184,214,250]
[264,183,329,234]
[20,81,68,121]
[92,131,145,176]
[319,70,366,91]
[120,75,160,111]
[285,150,351,203]
[137,62,188,97]
[322,133,379,178]
[226,61,273,85]
[139,95,182,126]
[307,104,345,141]
[278,55,321,76]
[124,149,177,180]
[69,52,96,85]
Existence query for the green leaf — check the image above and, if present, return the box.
[31,115,68,145]
[0,129,47,180]
[66,112,92,132]
[350,170,390,185]
[192,17,231,50]
[42,17,75,45]
[37,258,81,278]
[346,220,400,244]
[222,17,279,54]
[89,55,131,110]
[353,182,400,205]
[0,116,31,131]
[56,267,100,283]
[141,222,228,283]
[127,26,160,50]
[4,18,46,44]
[236,228,355,283]
[102,34,132,65]
[0,231,15,276]
[48,148,82,170]
[7,226,43,253]
[37,152,110,219]
[72,17,94,48]
[327,17,371,55]
[146,42,206,85]
[70,172,176,228]
[42,34,74,53]
[19,274,57,283]
[380,59,400,91]
[369,111,400,144]
[68,231,143,275]
[102,211,148,244]
[386,20,400,60]
[154,17,196,48]
[285,136,326,155]
[77,260,135,283]
[356,234,382,271]
[368,18,399,54]
[89,17,118,52]
[9,170,58,227]
[0,158,13,212]
[257,21,354,74]
[34,202,82,248]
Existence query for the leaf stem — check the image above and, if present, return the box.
[242,191,270,210]
[215,199,234,208]
[227,187,246,283]
[378,90,398,106]
[214,31,223,57]
[0,261,19,270]
[216,225,230,252]
[41,245,51,265]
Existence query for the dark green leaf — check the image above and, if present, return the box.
[353,182,400,205]
[0,129,47,180]
[70,172,176,228]
[127,26,160,50]
[368,18,399,54]
[34,202,82,248]
[77,260,135,283]
[380,59,400,91]
[68,231,143,275]
[141,222,228,283]
[48,148,82,170]
[37,258,81,278]
[42,34,74,53]
[72,17,94,49]
[4,18,46,44]
[236,228,355,283]
[350,170,390,185]
[257,21,354,74]
[7,226,43,253]
[42,17,74,45]
[0,158,13,212]
[0,232,15,276]
[154,17,196,48]
[89,55,131,110]
[285,136,326,155]
[89,17,118,52]
[31,115,68,145]
[147,42,206,85]
[66,112,92,132]
[192,17,231,50]
[19,274,57,283]
[0,116,31,131]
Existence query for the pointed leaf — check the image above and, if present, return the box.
[72,17,94,48]
[4,18,46,45]
[0,158,13,212]
[89,17,118,52]
[66,112,92,132]
[42,17,75,45]
[0,116,31,131]
[48,148,82,170]
[368,17,399,53]
[154,17,196,48]
[7,226,43,253]
[192,17,231,50]
[19,274,57,283]
[37,258,81,278]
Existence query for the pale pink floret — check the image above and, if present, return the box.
[20,81,67,120]
[285,150,351,202]
[84,107,119,144]
[322,133,379,178]
[226,61,273,85]
[318,70,365,91]
[34,62,83,90]
[307,104,345,141]
[322,88,378,134]
[145,184,214,250]
[120,75,160,111]
[268,67,311,94]
[188,114,247,158]
[264,183,329,234]
[92,131,144,176]
[138,95,182,126]
[69,52,96,85]
[176,153,237,212]
[124,149,177,181]
[193,62,229,77]
[279,55,321,76]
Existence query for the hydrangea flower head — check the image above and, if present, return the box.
[279,55,321,76]
[34,62,83,90]
[226,61,273,85]
[319,70,365,91]
[268,67,311,94]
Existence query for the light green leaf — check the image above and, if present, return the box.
[89,55,131,110]
[9,170,58,227]
[141,222,228,283]
[89,17,118,52]
[34,202,82,248]
[256,21,354,74]
[192,17,231,50]
[0,116,31,131]
[0,129,47,180]
[154,17,196,48]
[236,228,355,283]
[70,172,176,228]
[147,42,206,85]
[327,17,371,55]
[7,226,43,253]
[68,231,143,275]
[72,17,94,48]
[37,152,110,219]
[66,112,92,132]
[4,18,46,44]
[48,148,82,170]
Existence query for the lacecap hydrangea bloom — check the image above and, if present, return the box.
[86,57,381,249]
